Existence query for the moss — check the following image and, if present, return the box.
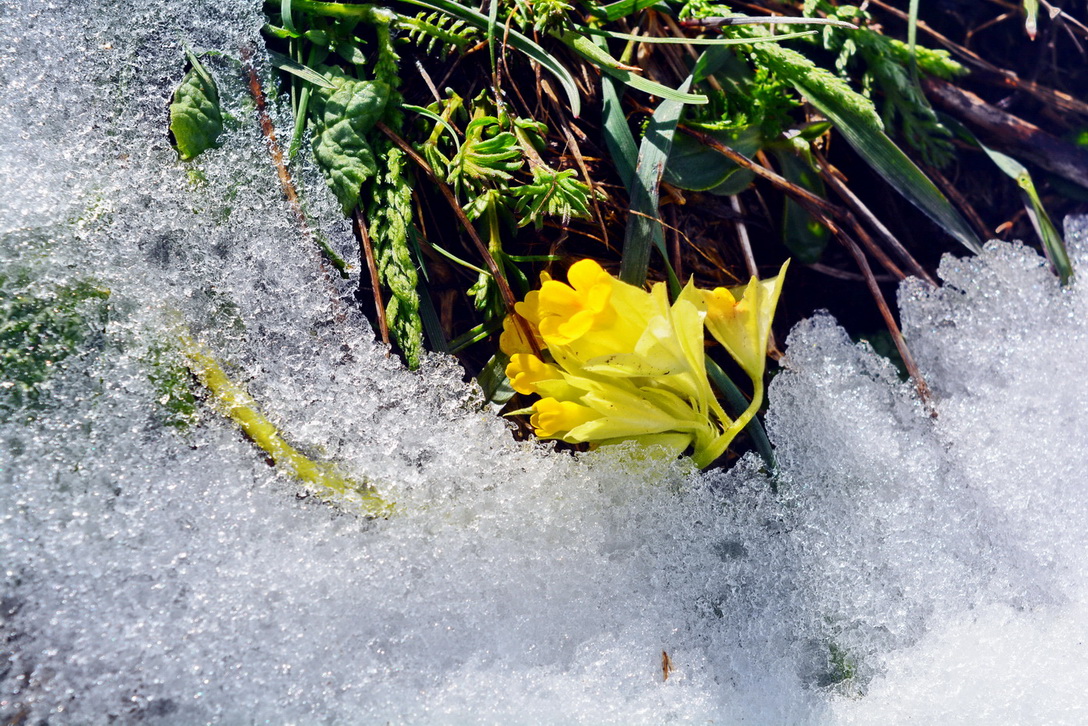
[0,275,109,414]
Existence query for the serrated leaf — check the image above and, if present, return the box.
[169,53,223,162]
[310,68,389,215]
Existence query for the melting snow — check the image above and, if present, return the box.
[3,0,1088,722]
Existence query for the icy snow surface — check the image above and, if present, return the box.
[3,0,1088,723]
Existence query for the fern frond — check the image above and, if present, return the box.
[399,11,478,56]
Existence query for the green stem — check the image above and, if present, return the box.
[180,332,392,516]
[285,0,378,21]
[705,356,776,472]
[694,376,765,469]
[288,44,320,160]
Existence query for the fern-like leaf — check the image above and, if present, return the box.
[399,10,478,55]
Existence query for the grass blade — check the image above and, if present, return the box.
[281,0,298,34]
[576,25,818,45]
[752,40,982,254]
[267,49,335,88]
[600,73,638,189]
[589,0,660,22]
[791,77,982,254]
[980,145,1072,283]
[619,78,691,286]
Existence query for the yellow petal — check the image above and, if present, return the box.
[505,354,563,395]
[501,289,546,356]
[702,260,789,379]
[530,398,601,439]
[536,259,621,347]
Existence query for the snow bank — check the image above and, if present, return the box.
[3,0,1088,722]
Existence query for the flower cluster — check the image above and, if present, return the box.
[500,259,788,468]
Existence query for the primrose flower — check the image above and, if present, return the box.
[698,260,789,380]
[501,258,788,468]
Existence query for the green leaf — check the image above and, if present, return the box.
[979,145,1072,283]
[267,49,336,88]
[477,352,517,406]
[558,30,708,105]
[310,68,390,215]
[662,126,761,192]
[0,277,109,414]
[281,0,299,34]
[369,145,424,368]
[774,150,830,263]
[753,41,982,254]
[169,51,223,161]
[398,0,583,116]
[599,55,639,189]
[576,25,817,45]
[408,226,450,354]
[448,117,523,191]
[589,0,660,22]
[513,167,593,228]
[619,78,691,287]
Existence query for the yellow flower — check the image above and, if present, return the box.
[506,353,563,396]
[530,398,601,438]
[700,260,789,380]
[502,258,788,469]
[499,290,545,356]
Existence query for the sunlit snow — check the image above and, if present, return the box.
[3,0,1088,723]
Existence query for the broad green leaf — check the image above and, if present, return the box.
[599,49,639,189]
[773,150,830,263]
[397,0,583,116]
[310,68,389,215]
[619,78,692,287]
[331,37,369,66]
[558,31,708,105]
[663,126,761,192]
[169,51,223,161]
[478,354,517,407]
[753,41,982,254]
